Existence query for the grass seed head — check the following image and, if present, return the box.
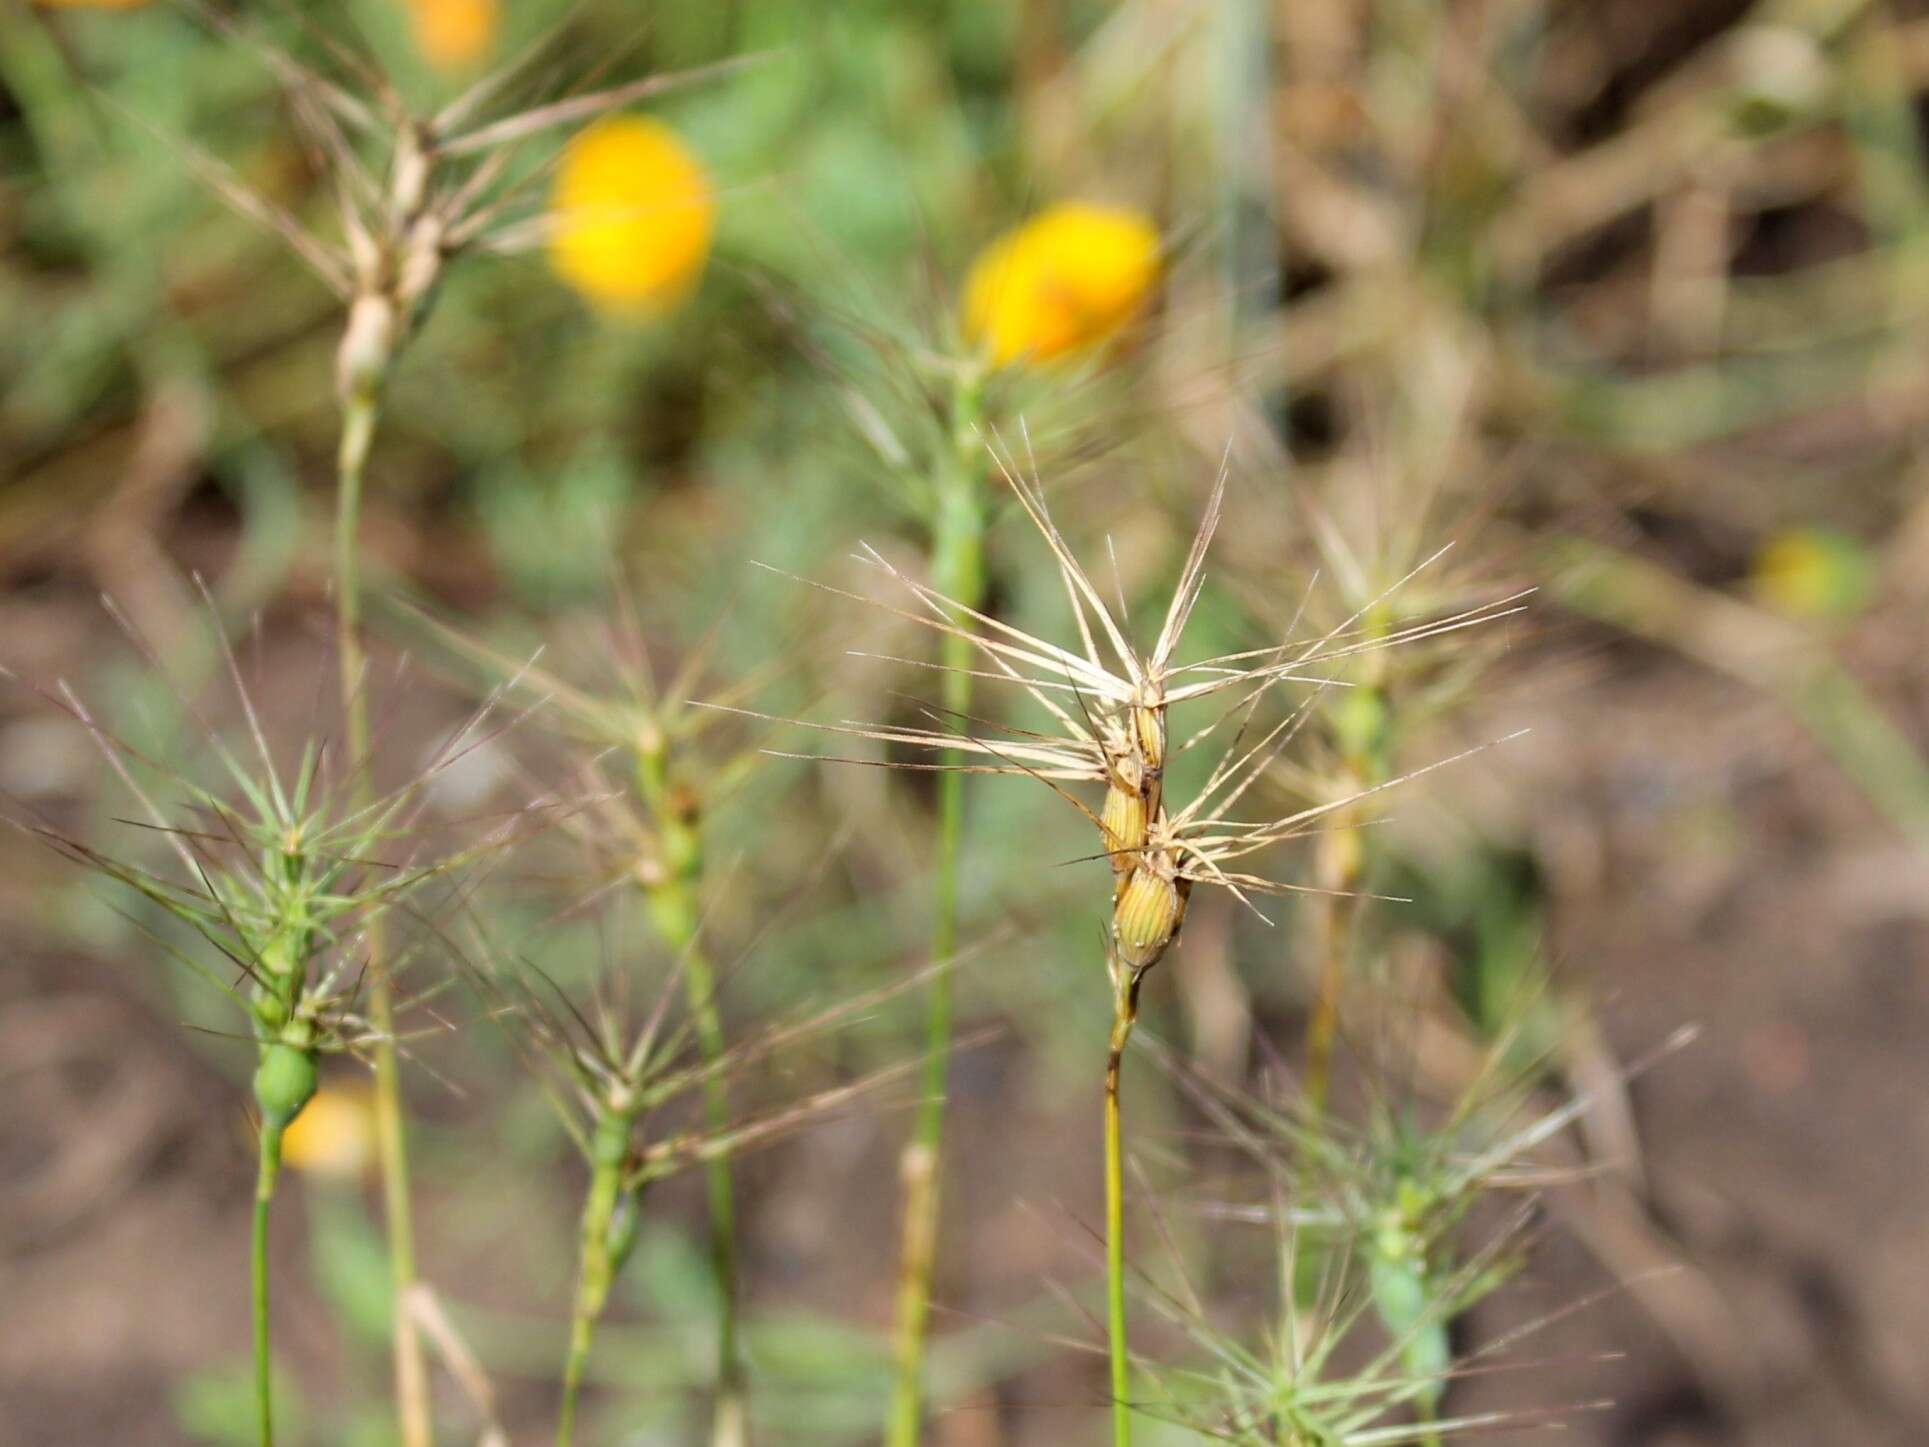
[253,1039,321,1131]
[760,454,1520,989]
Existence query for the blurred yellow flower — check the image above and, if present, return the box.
[548,116,715,318]
[408,0,498,71]
[279,1083,376,1180]
[32,0,150,9]
[962,202,1160,367]
[1750,527,1874,621]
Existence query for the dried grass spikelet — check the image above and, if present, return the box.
[136,13,752,411]
[1112,850,1188,971]
[729,443,1530,984]
[1100,778,1150,886]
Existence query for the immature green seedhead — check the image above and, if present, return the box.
[28,647,544,1133]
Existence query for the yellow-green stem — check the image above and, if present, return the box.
[1305,684,1386,1116]
[885,370,986,1446]
[335,387,432,1447]
[1105,969,1143,1447]
[252,1122,284,1447]
[558,1109,633,1447]
[1302,887,1357,1117]
[634,749,744,1445]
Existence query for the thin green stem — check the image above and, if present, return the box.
[558,1109,632,1447]
[634,750,744,1445]
[334,396,373,753]
[252,1123,283,1447]
[885,370,987,1447]
[681,941,745,1443]
[335,386,432,1447]
[556,1307,592,1447]
[1105,969,1142,1447]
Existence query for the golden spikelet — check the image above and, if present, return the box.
[745,458,1529,980]
[1100,780,1150,878]
[1112,857,1185,972]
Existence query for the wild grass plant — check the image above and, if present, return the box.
[742,451,1530,1443]
[17,2,1894,1445]
[19,634,542,1444]
[461,887,956,1445]
[297,41,741,1446]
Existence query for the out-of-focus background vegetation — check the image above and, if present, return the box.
[4,0,1928,1442]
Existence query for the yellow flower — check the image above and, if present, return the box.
[962,202,1160,367]
[407,0,498,71]
[32,0,150,9]
[278,1083,376,1180]
[548,116,716,318]
[1750,527,1874,621]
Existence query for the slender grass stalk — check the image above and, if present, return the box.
[247,1037,315,1447]
[1305,682,1386,1114]
[252,1121,283,1447]
[556,1303,592,1447]
[1302,884,1357,1116]
[334,381,433,1447]
[633,745,745,1445]
[885,368,987,1446]
[558,1106,635,1447]
[1104,965,1144,1447]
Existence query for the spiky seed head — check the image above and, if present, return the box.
[1113,857,1183,972]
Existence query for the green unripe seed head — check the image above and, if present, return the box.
[253,1042,319,1130]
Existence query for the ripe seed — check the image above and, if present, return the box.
[1113,862,1181,971]
[1101,782,1149,876]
